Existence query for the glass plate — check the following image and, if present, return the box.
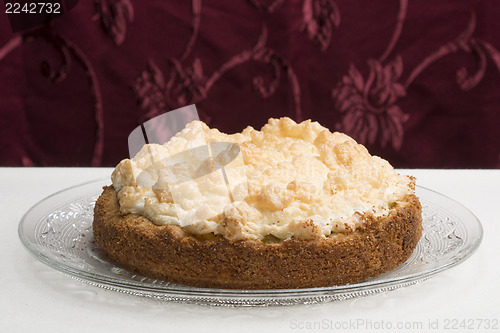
[18,179,482,306]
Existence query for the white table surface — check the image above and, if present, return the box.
[1,168,499,333]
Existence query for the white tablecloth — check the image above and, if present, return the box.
[1,168,499,332]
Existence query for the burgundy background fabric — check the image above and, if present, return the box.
[1,0,499,168]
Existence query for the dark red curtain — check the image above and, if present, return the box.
[1,0,499,168]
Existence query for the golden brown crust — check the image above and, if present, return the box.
[93,186,422,289]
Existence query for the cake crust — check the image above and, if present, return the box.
[93,186,422,289]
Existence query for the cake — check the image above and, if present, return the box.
[93,117,422,289]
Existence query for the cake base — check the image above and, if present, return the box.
[93,186,422,289]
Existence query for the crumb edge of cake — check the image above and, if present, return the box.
[93,186,423,289]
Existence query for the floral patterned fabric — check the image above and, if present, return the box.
[1,0,499,167]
